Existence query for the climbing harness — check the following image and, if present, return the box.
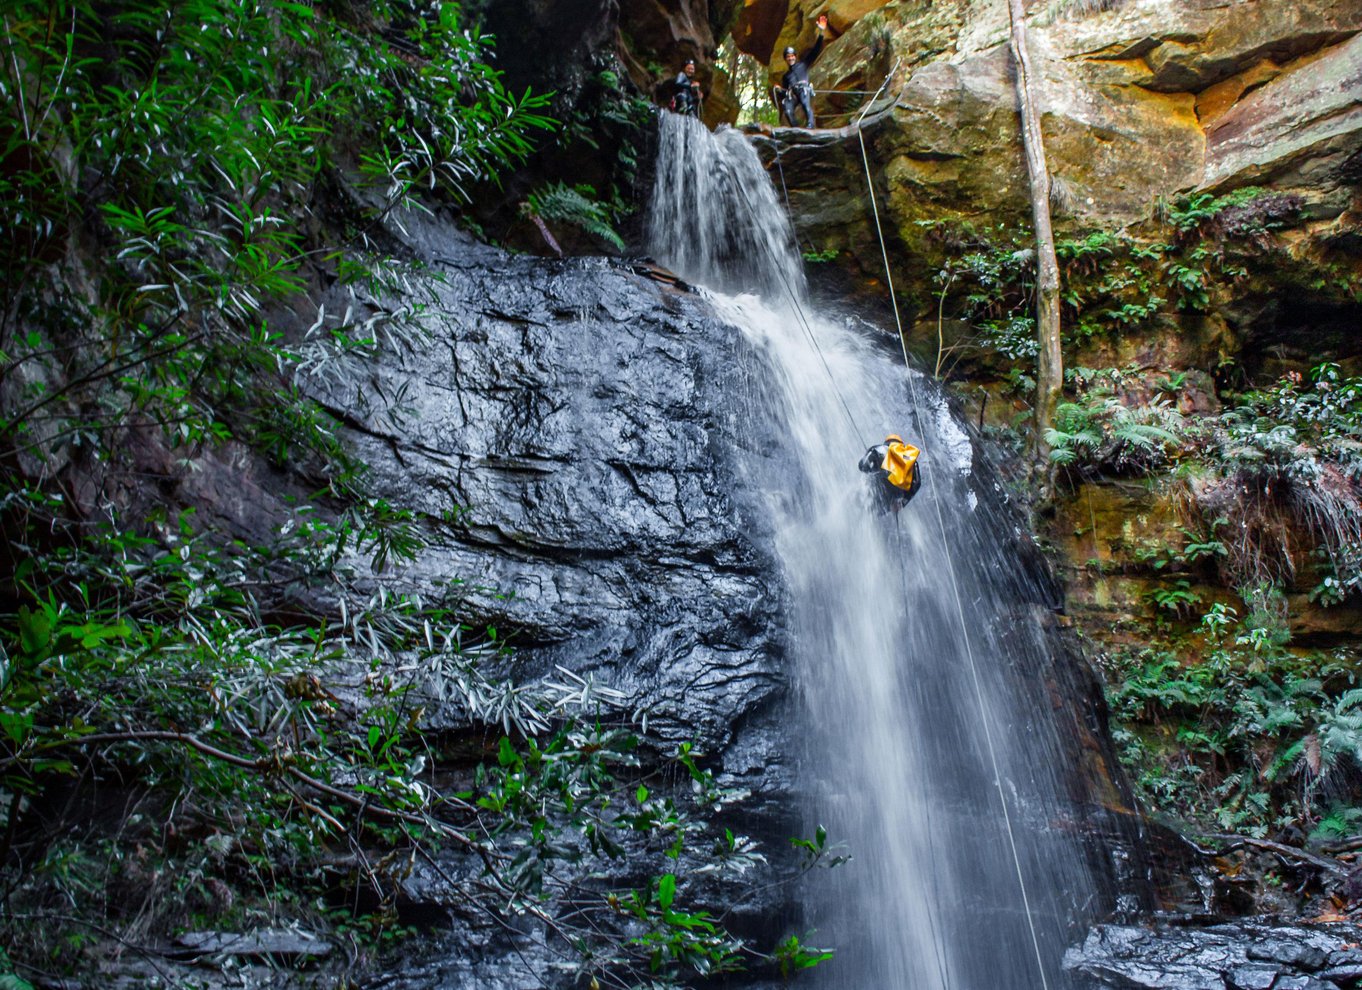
[856,64,1056,990]
[770,84,902,130]
[670,91,702,118]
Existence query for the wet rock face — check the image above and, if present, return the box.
[763,0,1362,298]
[294,225,792,762]
[242,218,803,982]
[1066,921,1362,990]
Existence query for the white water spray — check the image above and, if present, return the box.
[648,113,1120,988]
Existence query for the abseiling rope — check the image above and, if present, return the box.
[893,511,956,990]
[751,70,906,444]
[727,169,868,447]
[854,71,1055,990]
[848,61,953,990]
[853,67,912,376]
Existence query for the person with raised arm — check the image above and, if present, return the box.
[774,14,828,128]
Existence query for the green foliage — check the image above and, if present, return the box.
[1165,187,1305,240]
[927,186,1310,389]
[0,9,838,980]
[0,948,32,990]
[1163,248,1213,311]
[1044,368,1184,471]
[1,0,557,876]
[1044,359,1362,604]
[0,3,837,985]
[1131,526,1227,574]
[0,0,553,491]
[930,222,1171,371]
[0,517,838,982]
[1195,362,1362,593]
[802,247,840,264]
[1145,579,1202,618]
[774,934,835,978]
[1217,363,1362,472]
[522,182,626,250]
[551,53,654,223]
[1310,804,1362,840]
[1152,188,1304,310]
[1107,595,1362,838]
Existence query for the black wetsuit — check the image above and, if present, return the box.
[672,72,699,116]
[858,443,922,515]
[779,32,824,128]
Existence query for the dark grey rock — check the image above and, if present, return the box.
[295,250,786,748]
[1248,936,1329,970]
[1068,922,1362,990]
[172,929,333,959]
[1318,964,1362,982]
[1271,977,1340,990]
[1328,947,1362,967]
[1228,966,1281,990]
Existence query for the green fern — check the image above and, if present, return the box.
[1045,397,1181,467]
[522,182,625,251]
[1112,420,1179,450]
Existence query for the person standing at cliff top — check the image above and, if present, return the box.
[670,57,702,117]
[775,14,828,128]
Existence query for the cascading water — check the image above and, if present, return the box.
[648,112,1134,988]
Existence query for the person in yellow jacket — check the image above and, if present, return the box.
[858,434,922,514]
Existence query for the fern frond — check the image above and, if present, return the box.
[1262,738,1304,783]
[523,182,625,250]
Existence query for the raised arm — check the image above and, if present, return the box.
[802,15,828,65]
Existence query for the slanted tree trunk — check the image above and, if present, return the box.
[1007,0,1063,480]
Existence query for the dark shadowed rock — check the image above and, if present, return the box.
[172,929,333,960]
[299,244,791,755]
[1066,921,1362,990]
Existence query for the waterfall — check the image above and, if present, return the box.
[648,112,1129,988]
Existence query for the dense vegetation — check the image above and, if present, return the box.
[0,2,829,986]
[929,186,1362,849]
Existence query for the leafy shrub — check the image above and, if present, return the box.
[933,222,1174,379]
[1193,363,1362,593]
[521,182,627,251]
[1165,186,1305,244]
[0,4,835,985]
[1107,602,1362,837]
[1044,368,1184,471]
[0,0,553,491]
